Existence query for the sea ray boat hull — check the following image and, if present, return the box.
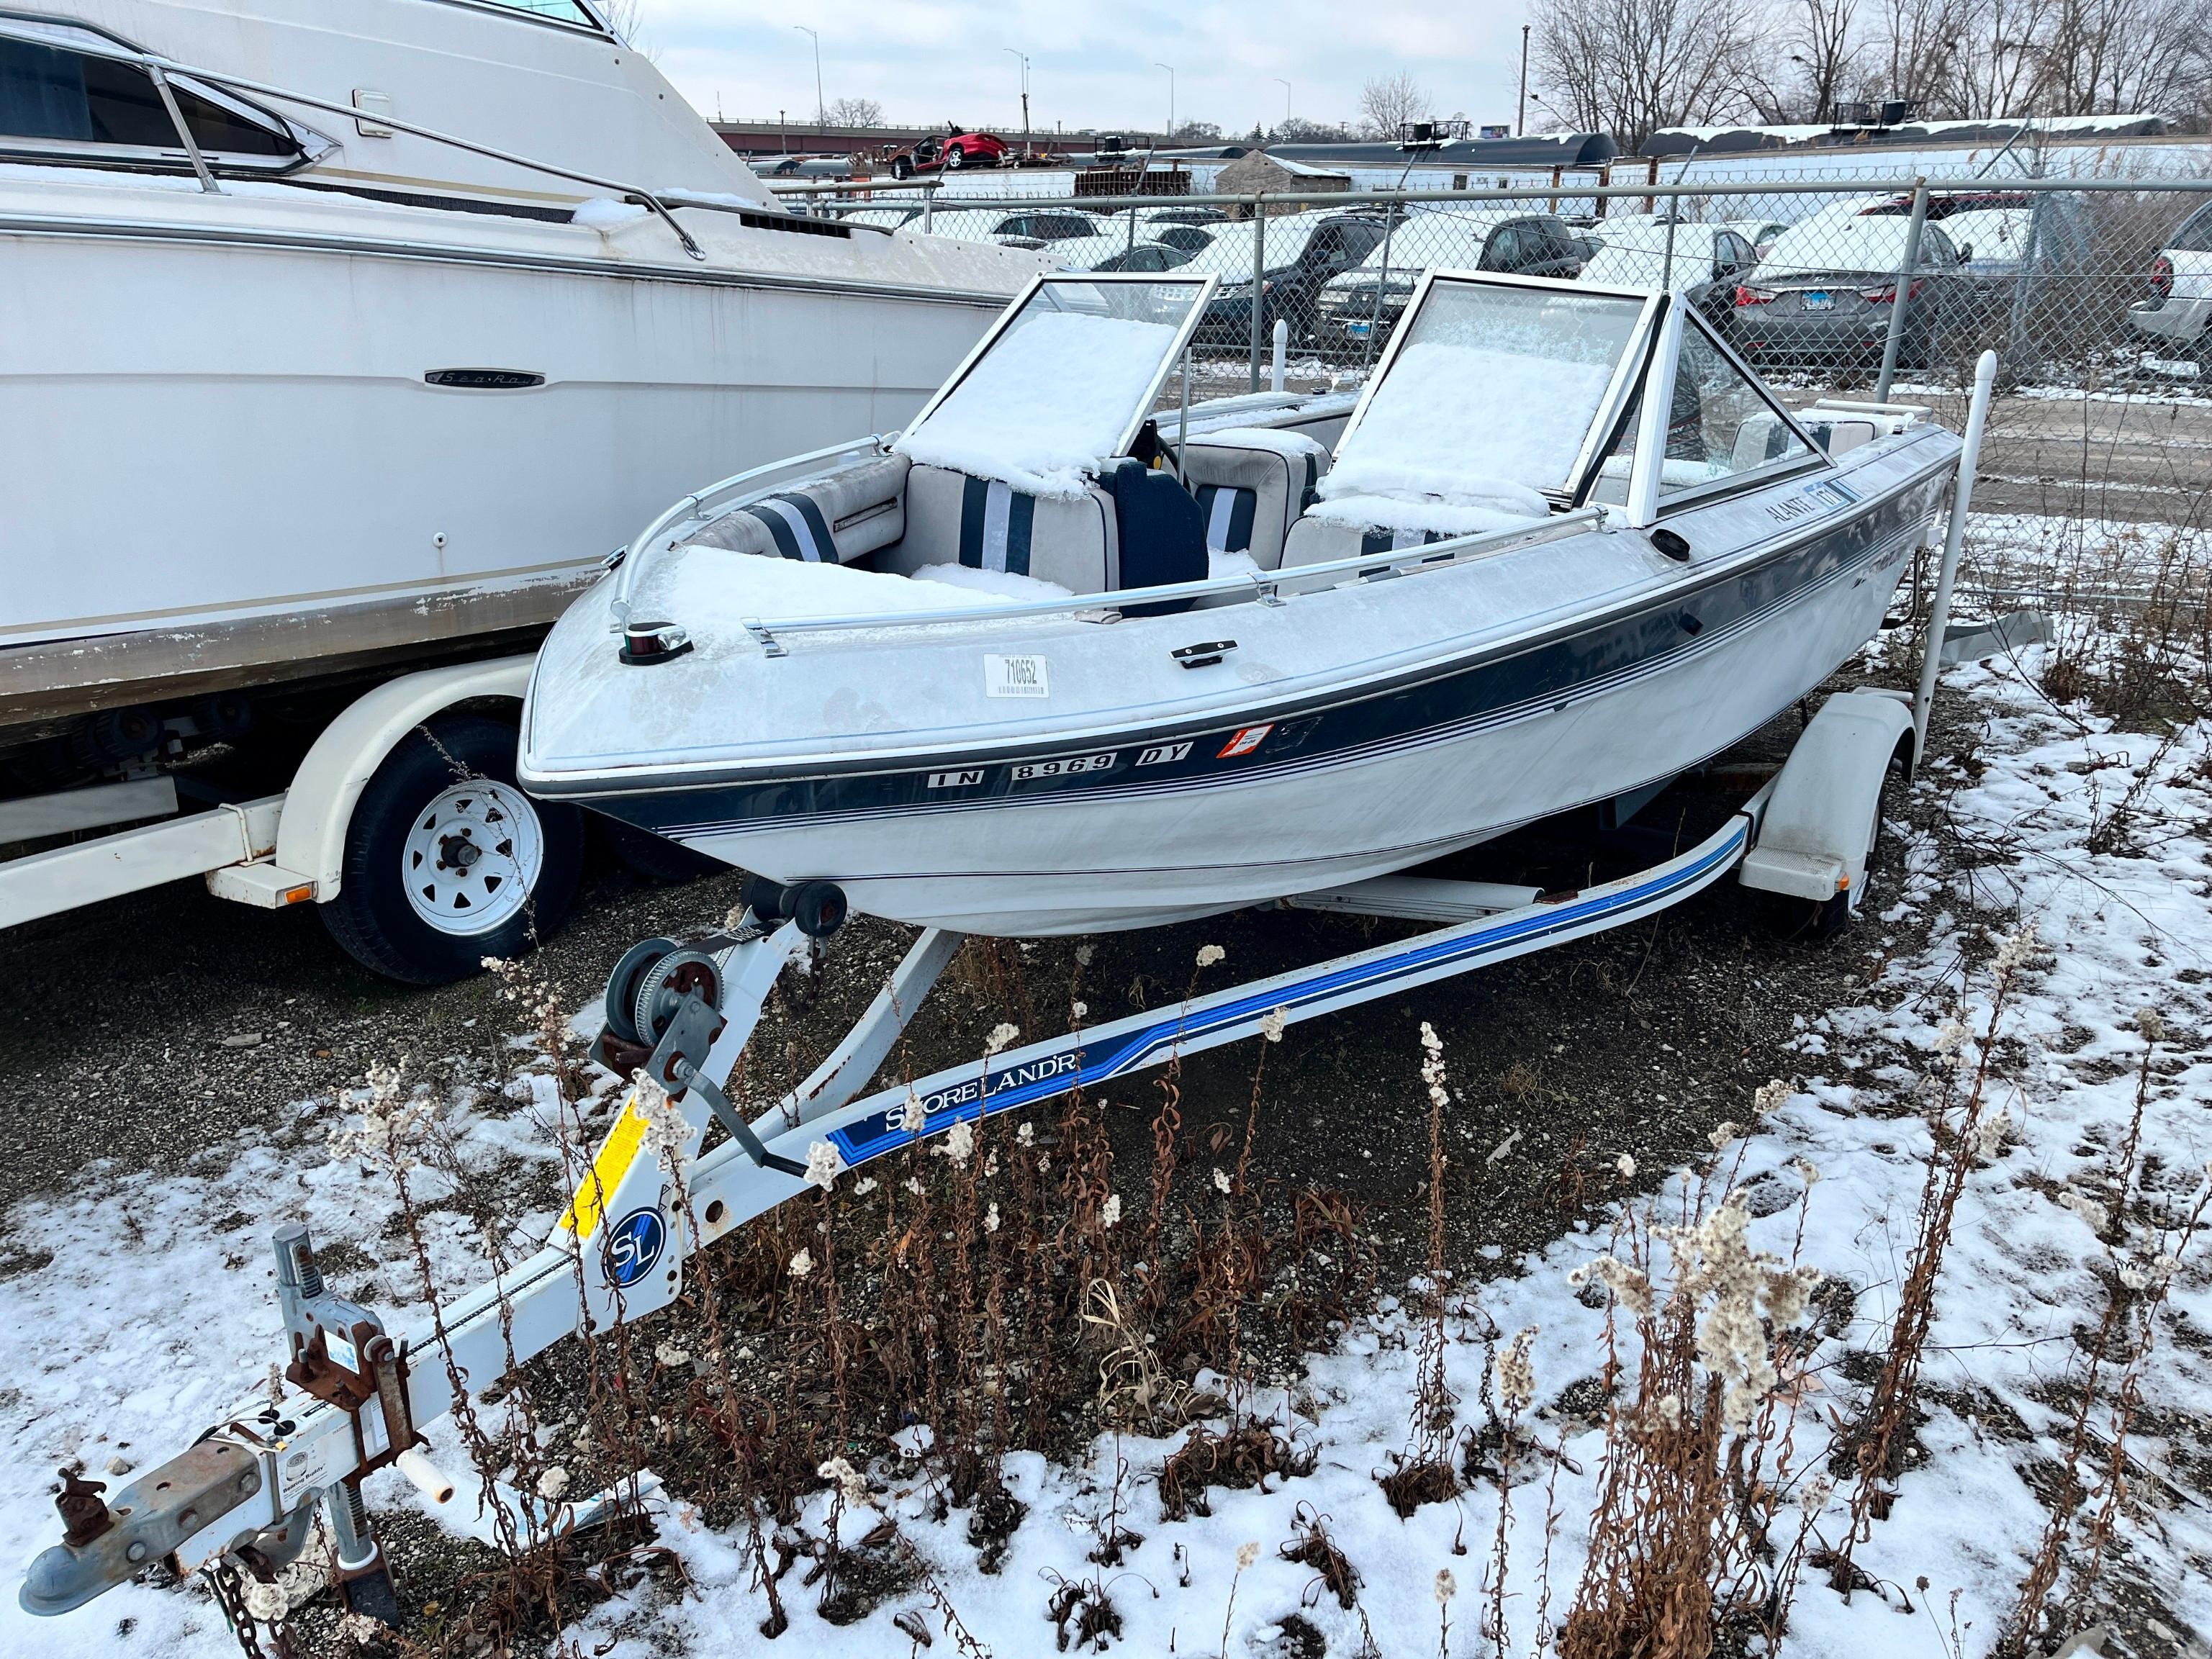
[0,0,1047,746]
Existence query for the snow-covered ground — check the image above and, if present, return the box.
[3,560,2208,1657]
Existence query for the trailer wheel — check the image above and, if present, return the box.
[322,715,583,984]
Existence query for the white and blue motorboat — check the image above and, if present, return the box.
[519,269,1962,936]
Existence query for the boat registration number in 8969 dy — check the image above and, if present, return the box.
[1011,753,1116,782]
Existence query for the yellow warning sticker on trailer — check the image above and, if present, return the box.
[561,1097,649,1239]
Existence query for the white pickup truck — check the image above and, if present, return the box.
[2129,200,2212,362]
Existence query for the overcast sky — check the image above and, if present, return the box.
[634,0,1542,137]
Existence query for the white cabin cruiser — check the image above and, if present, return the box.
[520,270,1962,936]
[0,0,1045,758]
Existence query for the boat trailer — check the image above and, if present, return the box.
[20,357,2001,1631]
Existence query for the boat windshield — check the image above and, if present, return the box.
[895,275,1211,497]
[1328,279,1647,512]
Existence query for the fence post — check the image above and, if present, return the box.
[1911,349,1997,769]
[921,184,934,234]
[1248,194,1268,393]
[1874,178,1928,404]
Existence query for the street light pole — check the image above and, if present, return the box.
[1273,77,1290,130]
[1154,62,1174,142]
[1517,24,1530,136]
[793,25,822,130]
[1004,48,1031,157]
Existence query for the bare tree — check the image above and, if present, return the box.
[1869,0,1966,109]
[824,96,883,128]
[1358,71,1434,139]
[1741,0,1868,119]
[1529,0,1761,147]
[1273,116,1343,142]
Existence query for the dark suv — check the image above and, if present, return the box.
[1190,213,1390,350]
[1313,214,1586,357]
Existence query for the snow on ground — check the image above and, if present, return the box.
[4,567,2209,1657]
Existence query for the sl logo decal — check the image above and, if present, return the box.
[604,1206,667,1288]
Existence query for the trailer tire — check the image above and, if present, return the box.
[322,715,583,984]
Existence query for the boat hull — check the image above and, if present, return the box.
[0,200,1024,736]
[554,458,1946,936]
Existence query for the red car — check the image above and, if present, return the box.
[888,125,1006,179]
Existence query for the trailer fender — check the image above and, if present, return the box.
[274,657,535,900]
[1738,688,1913,907]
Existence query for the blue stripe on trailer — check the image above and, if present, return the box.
[826,816,1748,1167]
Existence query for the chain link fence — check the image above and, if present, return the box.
[795,172,2212,628]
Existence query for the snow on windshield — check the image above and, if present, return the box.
[896,305,1184,497]
[1317,281,1641,533]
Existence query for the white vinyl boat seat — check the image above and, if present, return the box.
[1178,428,1331,571]
[880,464,1122,590]
[1278,517,1461,569]
[684,453,911,564]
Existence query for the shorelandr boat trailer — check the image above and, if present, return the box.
[17,357,2000,1632]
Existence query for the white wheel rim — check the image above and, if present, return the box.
[400,778,545,936]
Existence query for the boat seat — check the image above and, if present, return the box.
[685,453,909,564]
[1178,428,1330,571]
[879,464,1120,591]
[1279,517,1458,570]
[1099,458,1207,610]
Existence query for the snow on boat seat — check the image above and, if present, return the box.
[879,464,1121,592]
[887,288,1206,597]
[1179,428,1330,572]
[684,453,909,564]
[1281,281,1645,569]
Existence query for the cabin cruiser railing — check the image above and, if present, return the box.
[0,14,728,260]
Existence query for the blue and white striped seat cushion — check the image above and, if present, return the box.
[1195,483,1258,554]
[1280,517,1454,569]
[683,453,908,565]
[886,464,1117,592]
[730,492,839,561]
[1180,428,1330,571]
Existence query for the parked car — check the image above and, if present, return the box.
[1728,213,1967,371]
[1090,241,1194,272]
[1858,189,2092,324]
[983,209,1106,249]
[1310,211,1583,356]
[886,125,1007,179]
[1719,217,1792,259]
[1578,220,1760,325]
[1178,210,1391,351]
[1151,223,1219,256]
[2130,199,2212,361]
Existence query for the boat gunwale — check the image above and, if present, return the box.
[520,429,1959,796]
